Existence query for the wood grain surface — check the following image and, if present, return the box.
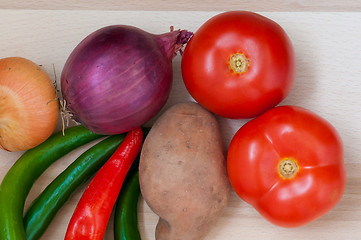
[0,9,360,240]
[1,0,361,11]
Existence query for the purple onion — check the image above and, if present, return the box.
[61,25,192,135]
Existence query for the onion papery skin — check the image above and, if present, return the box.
[61,25,191,135]
[0,57,59,152]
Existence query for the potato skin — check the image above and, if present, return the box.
[139,102,231,240]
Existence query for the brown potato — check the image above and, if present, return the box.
[139,102,231,240]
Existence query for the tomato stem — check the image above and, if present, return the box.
[278,159,299,179]
[229,53,249,73]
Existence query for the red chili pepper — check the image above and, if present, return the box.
[64,127,143,240]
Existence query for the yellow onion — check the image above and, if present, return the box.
[0,57,59,152]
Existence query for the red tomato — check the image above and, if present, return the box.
[227,105,346,227]
[181,11,295,119]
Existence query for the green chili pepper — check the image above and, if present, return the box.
[24,133,126,240]
[114,170,142,240]
[0,125,103,240]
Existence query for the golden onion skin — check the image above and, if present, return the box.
[0,57,59,152]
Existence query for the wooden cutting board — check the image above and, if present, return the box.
[0,9,360,240]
